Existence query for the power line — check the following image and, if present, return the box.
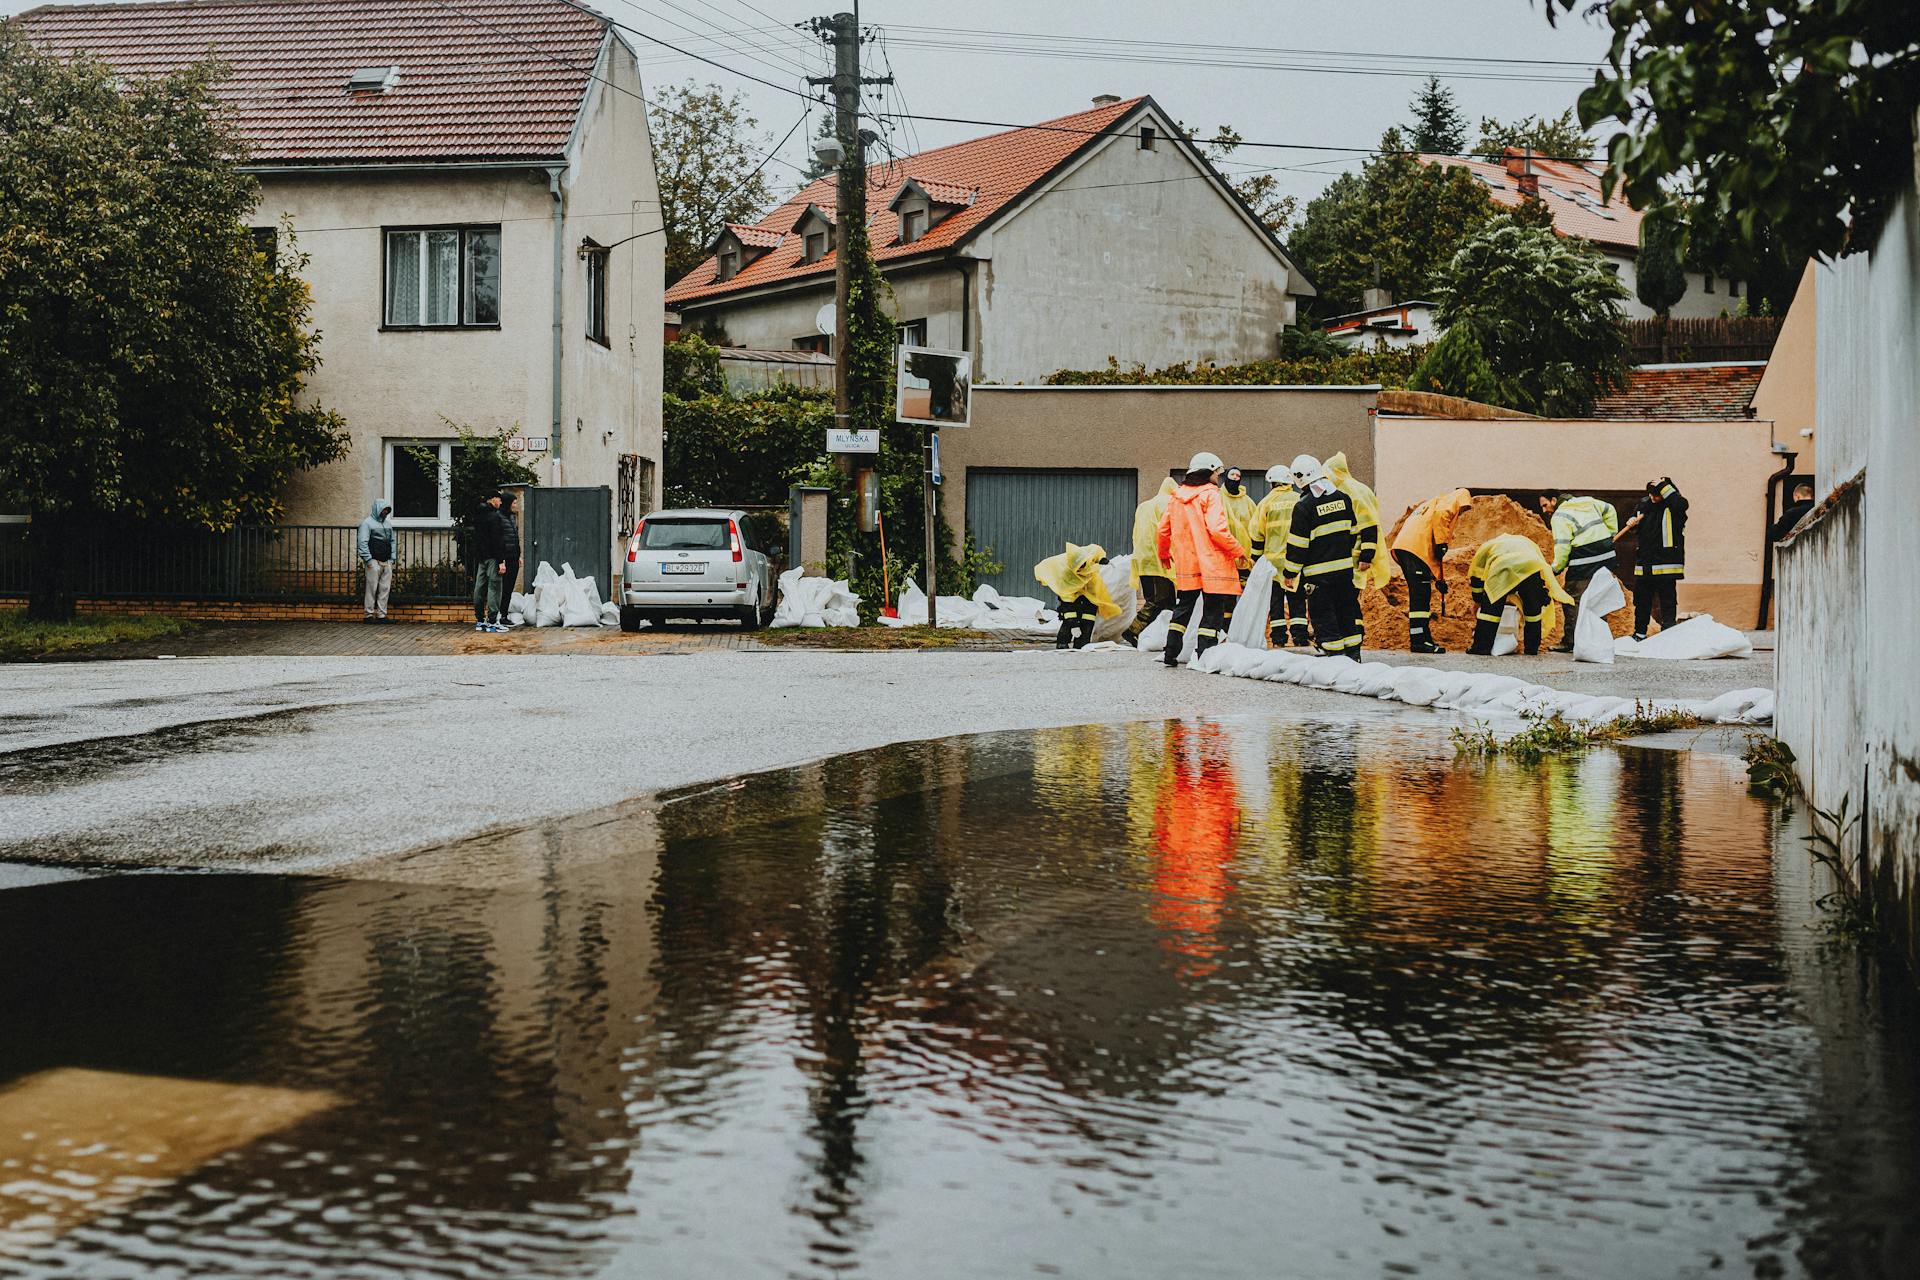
[544,0,820,101]
[604,0,817,83]
[884,24,1607,69]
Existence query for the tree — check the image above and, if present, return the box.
[1428,214,1630,416]
[0,33,347,620]
[1635,207,1689,360]
[649,81,776,284]
[1475,109,1591,161]
[408,424,539,572]
[1286,128,1497,316]
[1180,123,1298,235]
[1410,326,1501,405]
[1545,0,1920,265]
[1408,77,1469,155]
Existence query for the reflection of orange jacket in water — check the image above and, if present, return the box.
[1150,742,1239,975]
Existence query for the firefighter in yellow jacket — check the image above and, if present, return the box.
[1250,466,1309,646]
[1391,488,1473,654]
[1035,542,1120,650]
[1467,534,1575,656]
[1126,477,1179,645]
[1538,492,1619,652]
[1219,466,1257,628]
[1326,452,1387,646]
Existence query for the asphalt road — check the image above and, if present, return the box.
[0,646,1774,876]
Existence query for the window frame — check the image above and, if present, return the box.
[383,439,476,528]
[717,246,741,281]
[381,223,503,331]
[1140,125,1157,151]
[793,334,832,355]
[803,230,829,263]
[584,241,610,347]
[901,206,927,244]
[896,318,928,347]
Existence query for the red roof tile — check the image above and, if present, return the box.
[1588,362,1766,420]
[726,223,783,249]
[1416,151,1642,253]
[13,0,607,164]
[667,97,1144,306]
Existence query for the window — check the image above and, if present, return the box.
[717,248,740,281]
[384,226,500,328]
[794,334,831,355]
[250,226,278,266]
[902,207,927,243]
[584,243,609,346]
[1140,125,1156,151]
[347,65,399,94]
[804,231,830,263]
[897,318,928,347]
[384,440,476,526]
[1729,277,1741,298]
[641,518,729,550]
[1704,272,1715,294]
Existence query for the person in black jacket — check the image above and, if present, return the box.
[1771,481,1813,542]
[469,494,508,632]
[495,492,521,625]
[1626,477,1688,639]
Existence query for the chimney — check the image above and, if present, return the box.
[1517,171,1541,199]
[1502,146,1530,179]
[1091,94,1121,107]
[1362,286,1393,312]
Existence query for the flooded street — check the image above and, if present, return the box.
[2,717,1915,1278]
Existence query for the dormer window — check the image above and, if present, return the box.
[347,65,400,95]
[887,178,973,246]
[708,223,776,281]
[791,204,836,264]
[717,249,740,281]
[804,230,830,262]
[902,208,927,243]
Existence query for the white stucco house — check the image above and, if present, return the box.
[18,0,665,534]
[1323,295,1440,349]
[665,96,1318,383]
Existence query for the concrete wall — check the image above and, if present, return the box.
[1375,415,1782,620]
[942,385,1379,553]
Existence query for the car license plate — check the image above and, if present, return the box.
[662,562,705,575]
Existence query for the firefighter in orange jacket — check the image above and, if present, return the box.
[1391,488,1473,654]
[1156,451,1243,667]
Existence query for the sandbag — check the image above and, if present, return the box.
[1139,610,1172,653]
[558,570,598,627]
[1090,556,1140,644]
[1616,614,1753,660]
[1573,568,1625,664]
[1226,558,1278,648]
[773,567,860,628]
[1491,606,1520,657]
[598,601,619,627]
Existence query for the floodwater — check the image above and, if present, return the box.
[1,718,1916,1279]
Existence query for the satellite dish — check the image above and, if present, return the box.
[814,302,836,337]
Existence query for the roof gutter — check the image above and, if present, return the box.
[240,159,564,175]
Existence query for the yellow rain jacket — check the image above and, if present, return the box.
[1221,489,1257,569]
[1327,452,1389,589]
[1391,488,1474,578]
[1034,543,1122,617]
[1469,534,1576,624]
[1131,478,1178,583]
[1249,485,1299,567]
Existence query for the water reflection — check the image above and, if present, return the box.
[1,718,1916,1278]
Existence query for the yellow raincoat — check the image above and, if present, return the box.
[1469,534,1575,624]
[1221,489,1257,569]
[1131,478,1178,584]
[1391,488,1474,578]
[1035,543,1121,617]
[1326,452,1390,589]
[1249,485,1299,567]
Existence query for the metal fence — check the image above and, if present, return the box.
[0,523,468,602]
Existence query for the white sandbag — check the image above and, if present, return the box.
[1573,567,1625,664]
[581,576,603,613]
[1139,610,1171,653]
[532,562,558,589]
[559,572,599,628]
[1090,555,1139,644]
[1619,614,1754,660]
[773,567,861,628]
[1226,558,1278,648]
[598,601,619,626]
[1491,606,1520,657]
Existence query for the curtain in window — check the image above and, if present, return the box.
[465,229,500,325]
[386,231,421,325]
[425,230,461,325]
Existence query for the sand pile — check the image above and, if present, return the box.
[1361,495,1634,651]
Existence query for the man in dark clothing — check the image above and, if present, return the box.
[470,494,508,632]
[1626,477,1688,639]
[1771,482,1814,542]
[495,491,522,625]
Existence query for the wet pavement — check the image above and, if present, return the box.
[1,717,1914,1278]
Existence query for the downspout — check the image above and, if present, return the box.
[548,166,566,477]
[956,259,973,368]
[1757,449,1798,629]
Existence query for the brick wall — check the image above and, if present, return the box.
[58,598,472,623]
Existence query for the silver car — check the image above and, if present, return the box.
[620,507,775,631]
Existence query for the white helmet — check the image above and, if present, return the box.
[1187,451,1224,475]
[1289,454,1327,488]
[1264,464,1291,483]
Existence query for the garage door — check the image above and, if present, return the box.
[965,468,1138,597]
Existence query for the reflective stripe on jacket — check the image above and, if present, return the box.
[1633,482,1688,578]
[1550,496,1619,573]
[1249,486,1299,566]
[1282,485,1359,582]
[1390,488,1473,578]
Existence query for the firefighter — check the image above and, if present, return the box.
[1279,454,1364,661]
[1391,487,1473,654]
[1624,477,1688,638]
[1126,477,1179,646]
[1326,452,1388,588]
[1467,533,1575,656]
[1538,491,1620,652]
[1218,466,1258,628]
[1035,542,1119,650]
[1251,464,1309,647]
[1156,452,1243,667]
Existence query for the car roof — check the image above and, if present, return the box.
[647,508,742,520]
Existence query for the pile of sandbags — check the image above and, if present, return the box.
[1365,495,1635,651]
[772,567,861,628]
[884,581,1057,631]
[1615,615,1753,660]
[509,562,615,627]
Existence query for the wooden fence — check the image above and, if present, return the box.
[1624,315,1783,364]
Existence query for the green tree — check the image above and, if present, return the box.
[1288,128,1497,315]
[407,424,538,572]
[1546,0,1920,265]
[1408,77,1469,155]
[1429,214,1630,416]
[1635,207,1689,359]
[1475,109,1591,160]
[649,81,775,284]
[1180,123,1299,234]
[663,331,726,399]
[1411,326,1501,404]
[0,32,347,620]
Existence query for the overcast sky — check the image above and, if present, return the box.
[4,0,1619,219]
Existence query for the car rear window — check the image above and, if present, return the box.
[641,518,729,550]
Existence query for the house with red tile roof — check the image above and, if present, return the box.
[666,96,1317,383]
[1416,149,1744,322]
[14,0,664,546]
[1587,361,1767,421]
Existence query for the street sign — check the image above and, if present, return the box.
[894,345,972,427]
[827,427,879,453]
[929,431,942,486]
[524,436,551,452]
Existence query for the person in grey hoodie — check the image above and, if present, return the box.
[356,499,397,623]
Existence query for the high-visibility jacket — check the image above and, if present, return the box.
[1221,489,1257,568]
[1633,481,1688,579]
[1391,488,1473,578]
[1157,483,1243,594]
[1550,496,1620,574]
[1326,452,1389,589]
[1469,534,1575,619]
[1034,542,1121,616]
[1248,486,1299,567]
[1131,478,1179,582]
[1281,483,1359,587]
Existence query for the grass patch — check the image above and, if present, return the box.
[1452,701,1709,763]
[756,625,1044,651]
[0,608,196,661]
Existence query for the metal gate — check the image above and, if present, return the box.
[965,468,1137,596]
[525,485,612,597]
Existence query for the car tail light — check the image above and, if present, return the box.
[627,520,645,563]
[728,520,744,564]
